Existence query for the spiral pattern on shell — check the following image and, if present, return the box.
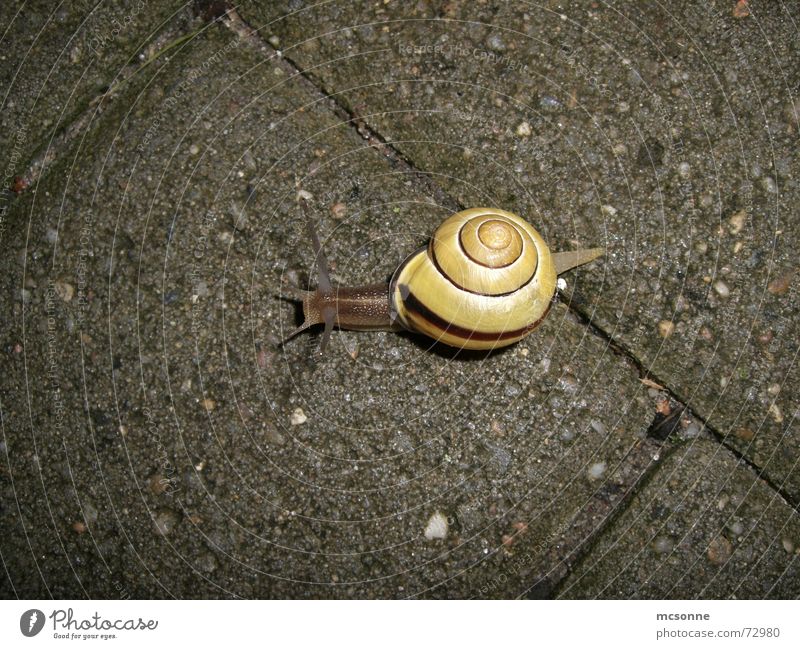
[390,207,557,350]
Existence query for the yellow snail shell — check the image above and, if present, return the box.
[285,201,603,353]
[389,207,558,350]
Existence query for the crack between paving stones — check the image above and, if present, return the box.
[224,9,800,517]
[544,441,680,599]
[568,304,800,515]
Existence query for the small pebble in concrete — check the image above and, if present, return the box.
[153,508,180,537]
[768,403,783,424]
[729,210,746,234]
[290,407,307,425]
[588,462,607,480]
[516,121,532,137]
[149,473,170,495]
[767,272,792,295]
[612,143,627,156]
[54,280,74,302]
[782,538,795,554]
[713,280,730,297]
[707,535,733,565]
[330,201,347,219]
[540,95,562,110]
[682,421,701,438]
[201,398,216,412]
[486,34,506,52]
[424,512,448,540]
[658,320,675,338]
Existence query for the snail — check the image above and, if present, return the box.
[283,200,603,352]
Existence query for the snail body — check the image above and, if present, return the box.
[286,203,602,352]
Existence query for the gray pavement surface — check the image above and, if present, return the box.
[1,1,798,598]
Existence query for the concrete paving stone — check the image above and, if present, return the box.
[241,0,800,500]
[0,16,661,598]
[1,0,190,174]
[558,439,800,598]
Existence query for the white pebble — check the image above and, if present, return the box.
[588,462,607,480]
[590,420,607,435]
[729,210,746,234]
[516,121,532,137]
[601,204,618,217]
[290,408,307,425]
[424,512,448,540]
[713,280,730,297]
[54,280,74,302]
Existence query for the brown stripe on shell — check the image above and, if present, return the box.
[400,287,549,343]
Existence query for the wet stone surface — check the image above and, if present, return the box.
[0,14,658,599]
[558,440,800,598]
[0,0,191,173]
[1,2,798,599]
[244,0,800,500]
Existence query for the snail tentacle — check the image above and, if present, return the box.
[281,199,394,352]
[300,198,333,294]
[551,247,605,275]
